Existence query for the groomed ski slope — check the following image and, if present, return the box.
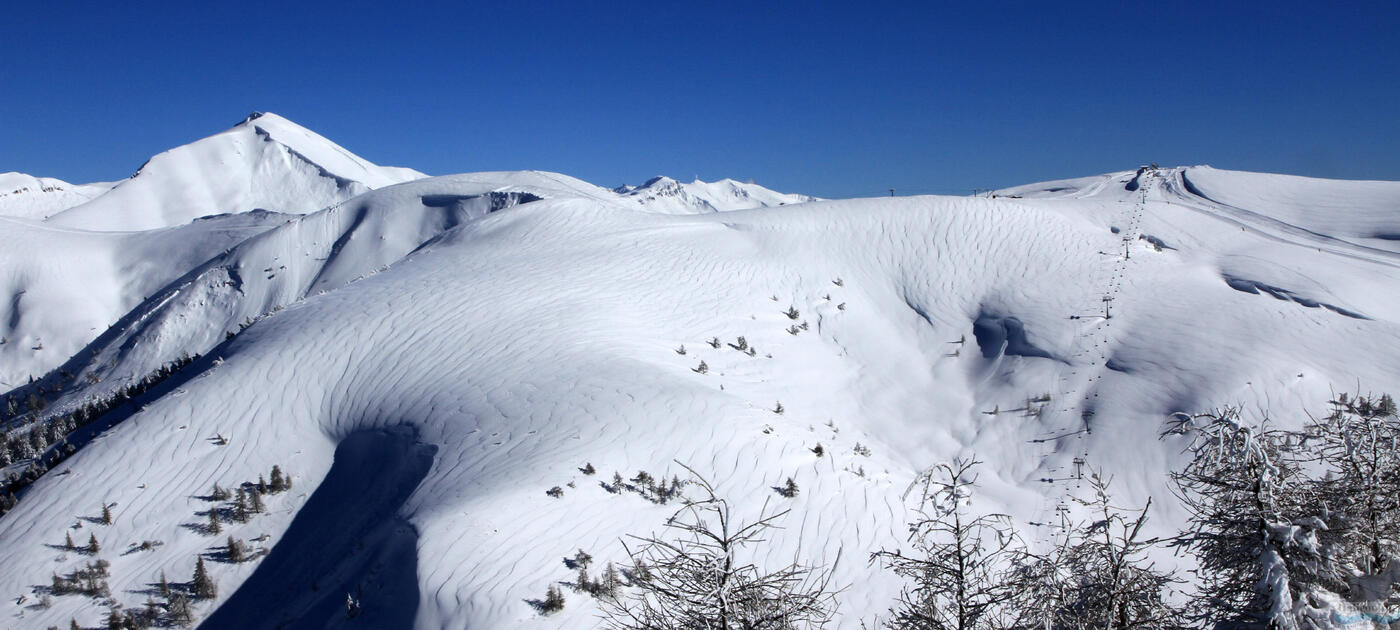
[1,156,1398,628]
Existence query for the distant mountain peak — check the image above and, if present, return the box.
[613,175,815,214]
[43,113,426,231]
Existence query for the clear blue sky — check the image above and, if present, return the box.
[3,1,1397,198]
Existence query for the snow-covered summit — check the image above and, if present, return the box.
[0,173,112,220]
[614,175,817,213]
[44,112,426,231]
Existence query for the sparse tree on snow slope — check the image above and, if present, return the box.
[602,465,839,629]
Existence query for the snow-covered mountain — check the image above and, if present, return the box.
[614,175,817,214]
[45,112,426,232]
[0,173,113,221]
[0,113,430,390]
[0,211,292,390]
[1,117,1398,629]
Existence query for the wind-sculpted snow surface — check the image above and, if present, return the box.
[202,427,435,629]
[2,172,581,419]
[0,161,1398,628]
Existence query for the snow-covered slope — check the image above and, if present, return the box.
[992,169,1137,199]
[1,153,1398,629]
[0,113,429,388]
[0,211,291,390]
[0,173,113,220]
[1177,165,1400,253]
[1,172,576,406]
[614,176,816,213]
[45,113,426,232]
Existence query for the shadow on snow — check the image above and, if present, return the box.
[202,427,436,629]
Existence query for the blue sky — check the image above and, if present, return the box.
[3,1,1397,198]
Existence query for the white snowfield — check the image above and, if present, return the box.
[1,117,1398,629]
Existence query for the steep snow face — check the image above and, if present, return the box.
[614,175,817,213]
[1,172,591,410]
[3,164,1398,629]
[0,212,292,390]
[0,173,112,220]
[45,113,426,231]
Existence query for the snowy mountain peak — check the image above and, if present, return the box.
[235,111,427,189]
[614,175,816,214]
[0,172,112,220]
[44,112,426,231]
